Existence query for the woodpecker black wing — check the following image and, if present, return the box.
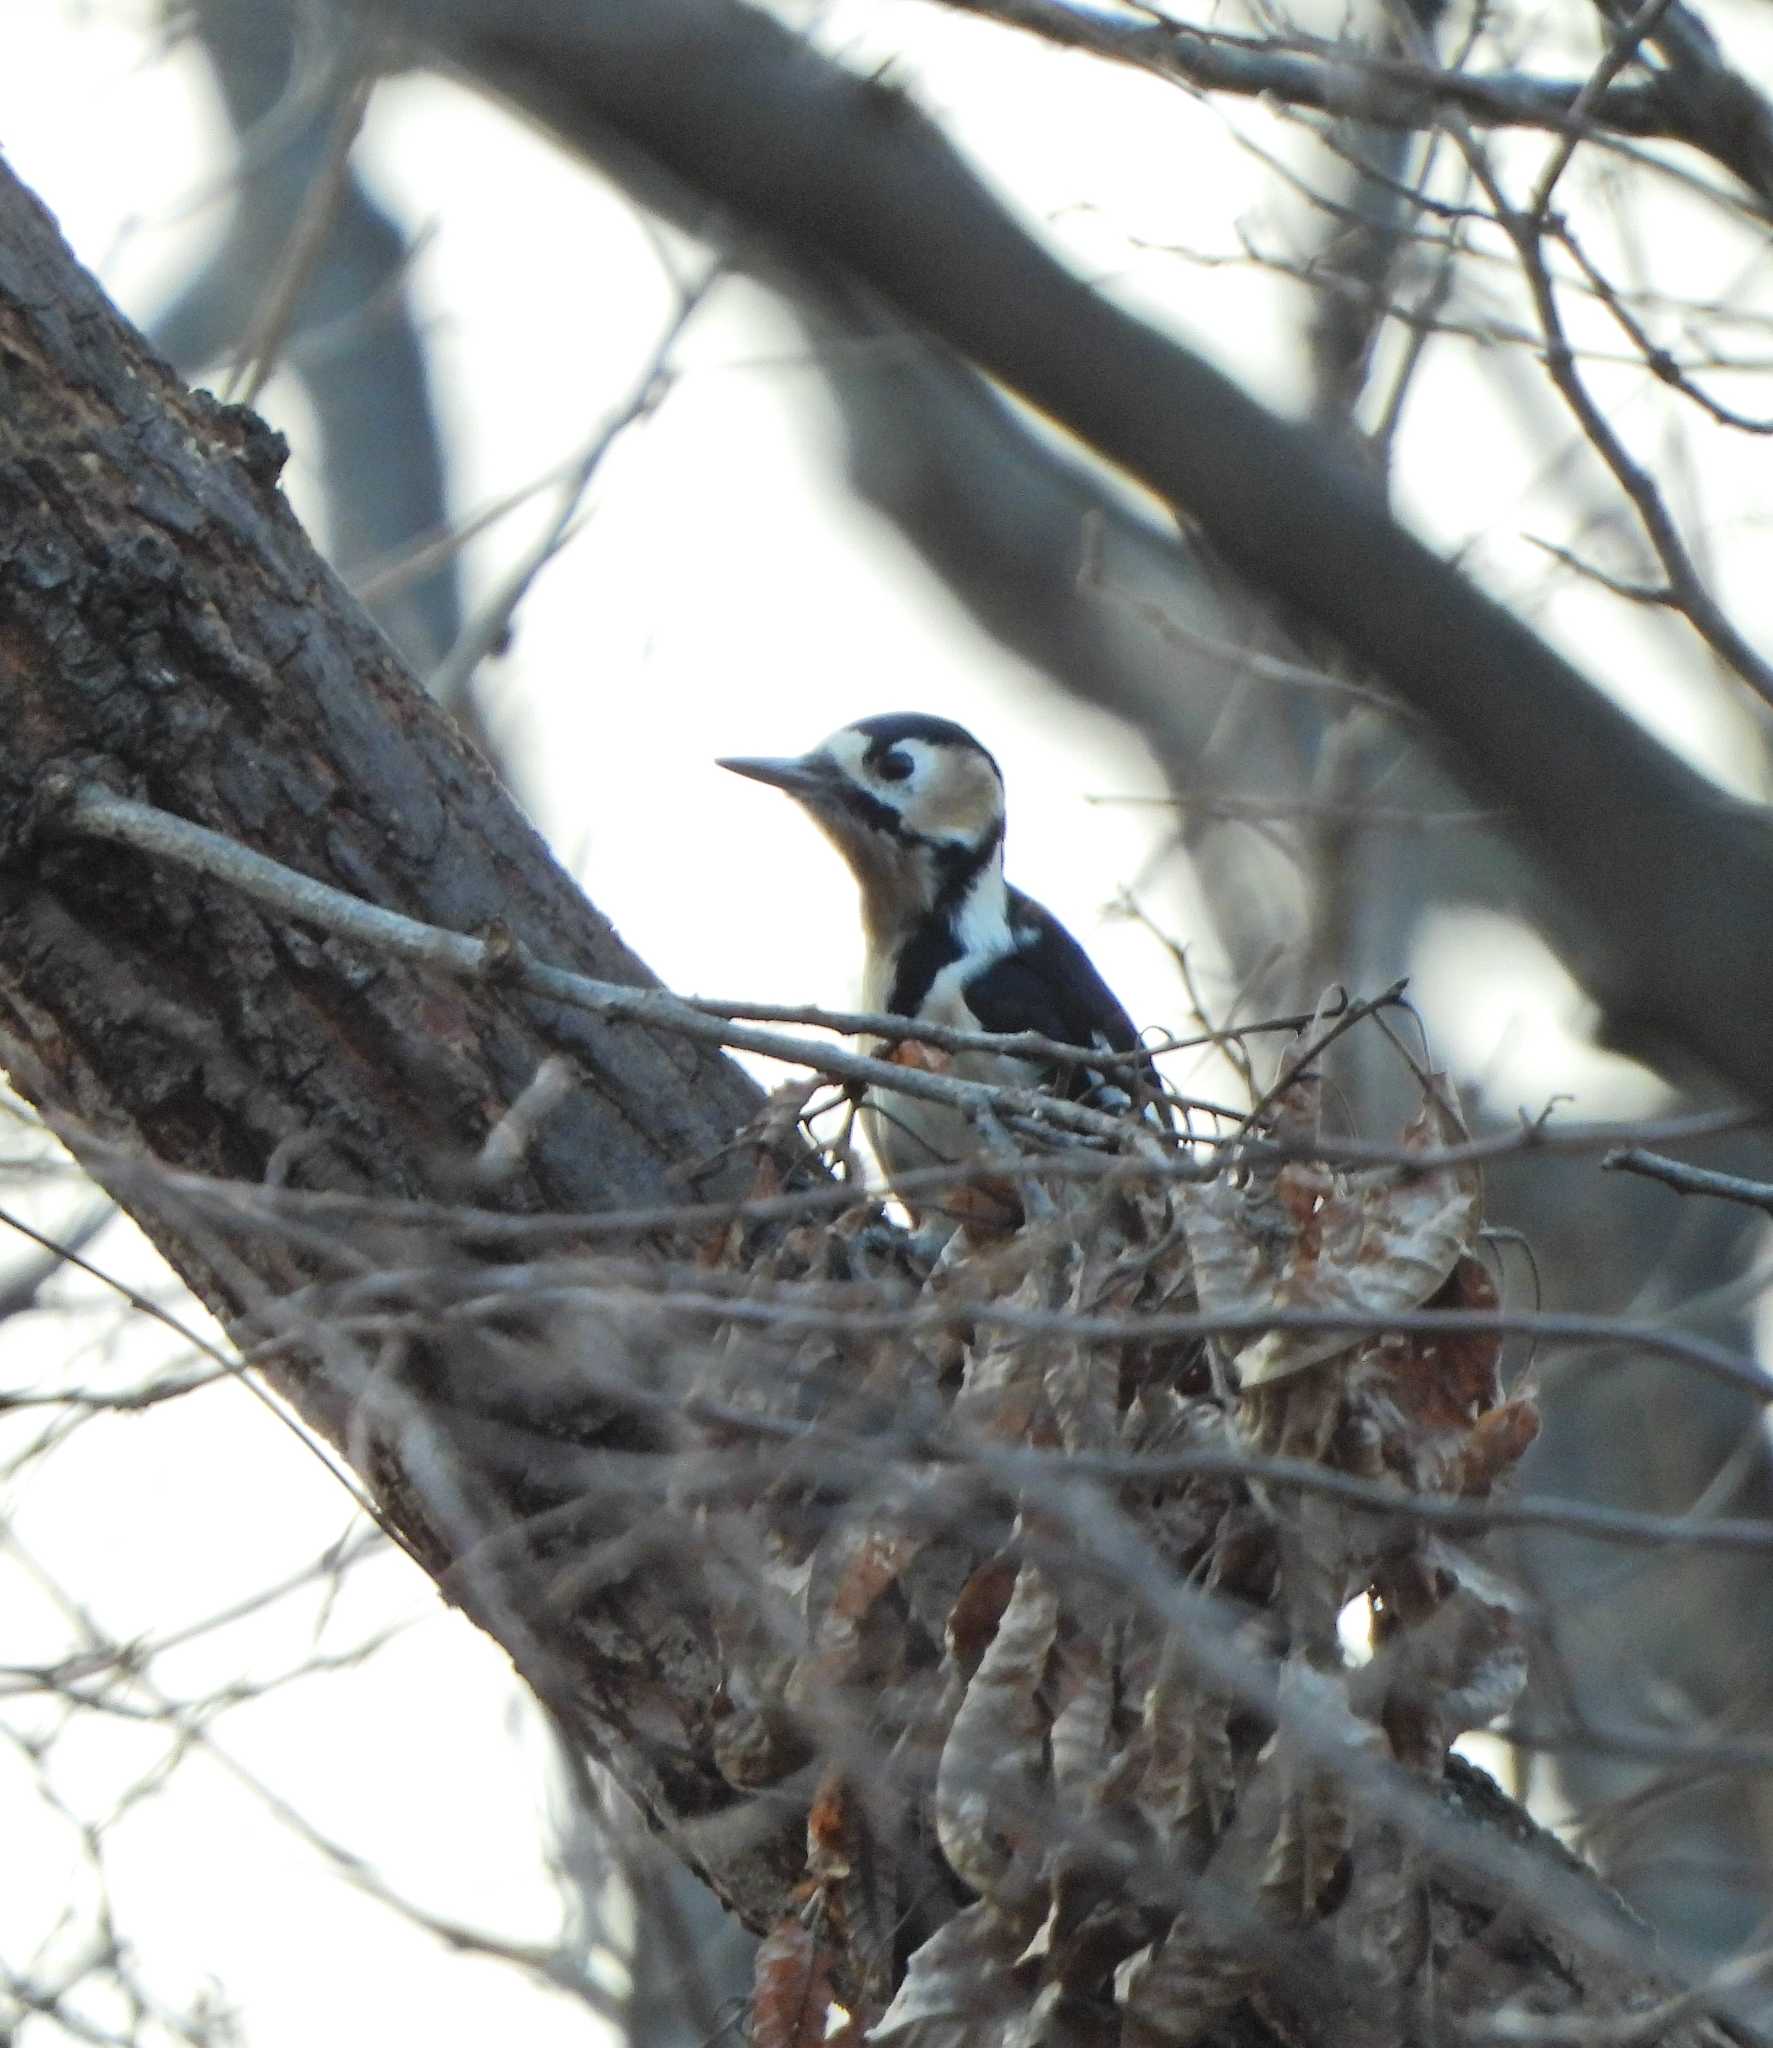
[961,891,1145,1104]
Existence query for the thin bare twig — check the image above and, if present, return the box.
[0,1197,401,1550]
[1603,1145,1773,1215]
[926,0,1773,205]
[46,785,1169,1147]
[1555,214,1773,435]
[42,1099,1754,1269]
[254,1243,1773,1408]
[426,264,719,712]
[225,60,376,407]
[1528,0,1675,220]
[1448,113,1773,703]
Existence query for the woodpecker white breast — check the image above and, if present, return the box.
[719,713,1143,1197]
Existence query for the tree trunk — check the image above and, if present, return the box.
[0,157,795,1923]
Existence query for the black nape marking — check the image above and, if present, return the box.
[837,783,914,839]
[934,812,1004,885]
[883,819,1006,1016]
[851,713,1002,780]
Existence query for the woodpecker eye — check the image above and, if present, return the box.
[877,749,915,783]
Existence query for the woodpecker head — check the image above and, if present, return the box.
[719,713,1006,932]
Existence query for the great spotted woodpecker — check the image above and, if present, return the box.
[719,713,1145,1195]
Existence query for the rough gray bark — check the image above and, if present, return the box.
[0,125,1759,2048]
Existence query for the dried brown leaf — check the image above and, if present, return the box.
[794,1521,928,1699]
[1049,1624,1116,1807]
[871,1904,1028,2048]
[947,1557,1019,1676]
[1115,1916,1252,2048]
[1122,1634,1236,1847]
[1371,1254,1504,1442]
[936,1562,1059,1896]
[955,1260,1058,1443]
[1256,1660,1382,1916]
[1042,1323,1119,1455]
[1445,1397,1542,1497]
[753,1917,836,2048]
[1185,1081,1480,1389]
[809,1768,857,1885]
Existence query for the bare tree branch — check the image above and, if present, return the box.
[928,0,1773,209]
[1604,1147,1773,1216]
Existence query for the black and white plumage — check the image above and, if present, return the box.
[719,712,1145,1191]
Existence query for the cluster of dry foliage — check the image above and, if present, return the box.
[660,1031,1540,2047]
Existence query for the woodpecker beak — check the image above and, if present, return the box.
[716,752,844,806]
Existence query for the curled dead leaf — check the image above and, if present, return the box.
[753,1917,837,2048]
[1185,1075,1481,1389]
[936,1562,1059,1896]
[872,1904,1029,2048]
